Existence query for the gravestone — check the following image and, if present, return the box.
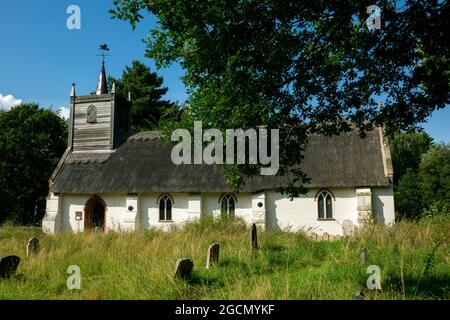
[250,223,258,250]
[342,220,355,237]
[206,243,220,269]
[360,247,367,264]
[310,232,317,241]
[173,258,193,280]
[0,255,21,279]
[27,237,40,257]
[323,232,329,241]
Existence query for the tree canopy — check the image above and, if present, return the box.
[110,0,449,196]
[108,60,180,132]
[0,104,67,225]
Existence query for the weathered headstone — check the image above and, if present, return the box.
[206,243,220,269]
[360,247,367,264]
[173,258,193,280]
[342,220,355,237]
[250,223,258,250]
[27,237,40,257]
[323,232,329,241]
[0,255,20,279]
[310,232,317,241]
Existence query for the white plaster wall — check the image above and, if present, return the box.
[202,192,253,223]
[140,193,190,231]
[55,187,394,234]
[61,193,126,233]
[266,188,358,235]
[372,185,395,225]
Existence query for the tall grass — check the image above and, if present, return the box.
[0,215,448,300]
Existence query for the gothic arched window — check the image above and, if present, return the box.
[87,105,97,123]
[220,193,236,218]
[158,194,173,221]
[317,190,334,219]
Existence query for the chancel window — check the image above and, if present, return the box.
[220,194,236,218]
[317,190,333,219]
[159,194,173,221]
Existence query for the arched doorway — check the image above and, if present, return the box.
[84,196,106,232]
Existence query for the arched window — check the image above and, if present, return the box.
[317,190,334,219]
[87,105,97,123]
[158,194,173,221]
[220,194,236,218]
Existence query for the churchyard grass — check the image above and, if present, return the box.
[0,215,449,300]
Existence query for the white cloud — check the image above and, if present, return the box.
[58,107,70,120]
[0,93,22,110]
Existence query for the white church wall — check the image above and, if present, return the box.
[52,186,395,234]
[266,188,358,235]
[140,193,190,231]
[372,185,395,225]
[202,192,253,223]
[61,193,126,232]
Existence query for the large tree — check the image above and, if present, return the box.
[389,130,433,186]
[0,104,67,225]
[109,60,179,132]
[110,0,449,196]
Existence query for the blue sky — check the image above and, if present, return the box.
[0,0,448,143]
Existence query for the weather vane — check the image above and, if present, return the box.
[96,44,110,63]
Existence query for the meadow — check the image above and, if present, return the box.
[0,215,449,300]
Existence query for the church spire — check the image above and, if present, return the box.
[95,61,108,95]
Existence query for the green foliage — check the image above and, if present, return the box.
[0,104,67,225]
[396,169,424,220]
[419,144,450,213]
[395,142,450,220]
[0,215,449,299]
[110,0,449,196]
[390,130,433,185]
[108,60,180,132]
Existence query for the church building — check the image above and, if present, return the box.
[42,63,395,235]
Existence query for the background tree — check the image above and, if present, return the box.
[395,142,450,219]
[111,0,449,196]
[108,60,180,132]
[419,144,450,212]
[389,130,433,186]
[0,104,67,225]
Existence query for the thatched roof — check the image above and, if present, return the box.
[49,128,392,194]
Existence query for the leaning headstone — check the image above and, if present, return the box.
[27,237,40,257]
[342,220,355,237]
[0,255,21,279]
[206,243,220,269]
[173,258,193,280]
[360,247,367,264]
[250,223,258,250]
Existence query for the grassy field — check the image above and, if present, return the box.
[0,216,449,300]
